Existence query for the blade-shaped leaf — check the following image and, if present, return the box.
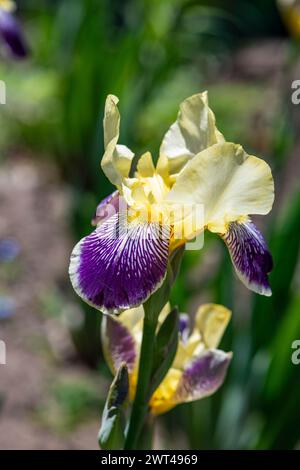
[148,307,179,398]
[252,188,300,352]
[98,363,129,450]
[263,295,300,402]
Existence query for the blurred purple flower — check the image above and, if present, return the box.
[0,5,28,58]
[0,296,15,320]
[0,238,21,262]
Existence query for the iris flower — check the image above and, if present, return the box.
[102,303,232,415]
[69,93,274,314]
[0,0,27,58]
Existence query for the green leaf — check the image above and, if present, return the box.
[252,188,300,351]
[98,363,129,450]
[148,307,179,398]
[264,295,300,402]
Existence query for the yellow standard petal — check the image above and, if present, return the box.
[158,92,224,177]
[167,142,274,235]
[136,151,156,178]
[101,95,134,187]
[195,303,231,349]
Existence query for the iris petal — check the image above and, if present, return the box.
[136,152,156,178]
[174,349,232,405]
[158,92,224,176]
[101,95,134,186]
[222,220,273,296]
[101,315,137,373]
[91,191,120,226]
[195,303,231,349]
[69,214,170,314]
[167,143,274,234]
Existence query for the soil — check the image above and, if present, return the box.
[0,157,101,449]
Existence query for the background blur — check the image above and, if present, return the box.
[1,0,300,450]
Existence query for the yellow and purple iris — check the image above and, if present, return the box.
[69,93,274,314]
[102,303,232,415]
[0,0,27,58]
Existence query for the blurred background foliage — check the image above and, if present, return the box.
[1,0,300,449]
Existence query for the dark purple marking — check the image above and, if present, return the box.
[176,349,231,401]
[222,221,273,296]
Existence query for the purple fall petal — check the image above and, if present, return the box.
[102,315,136,372]
[175,349,232,403]
[69,213,170,314]
[0,9,28,58]
[222,220,273,296]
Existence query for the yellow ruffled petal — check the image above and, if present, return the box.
[123,151,170,214]
[167,142,274,235]
[101,95,134,186]
[195,303,231,349]
[136,151,155,177]
[158,92,224,177]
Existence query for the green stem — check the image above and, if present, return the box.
[123,250,183,449]
[124,304,159,450]
[136,415,155,450]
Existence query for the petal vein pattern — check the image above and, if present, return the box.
[69,214,170,314]
[222,220,273,296]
